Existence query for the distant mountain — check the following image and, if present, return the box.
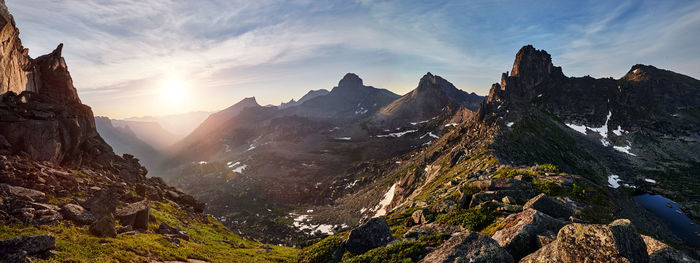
[369,72,485,128]
[284,73,400,122]
[110,119,179,150]
[95,116,166,176]
[279,89,329,109]
[124,111,211,137]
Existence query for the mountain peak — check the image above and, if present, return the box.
[511,45,559,78]
[338,73,363,88]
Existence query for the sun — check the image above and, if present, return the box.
[161,78,187,105]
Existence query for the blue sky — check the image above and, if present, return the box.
[7,0,700,118]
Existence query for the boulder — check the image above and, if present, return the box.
[403,223,463,239]
[344,217,394,254]
[502,196,516,204]
[523,193,573,219]
[82,190,118,218]
[411,209,429,225]
[89,214,117,238]
[521,219,649,263]
[641,235,696,263]
[61,203,96,225]
[491,209,569,260]
[156,222,189,241]
[115,200,149,230]
[418,232,514,263]
[0,184,45,202]
[0,234,56,262]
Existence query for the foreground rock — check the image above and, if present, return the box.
[89,214,117,238]
[418,232,514,263]
[521,219,649,263]
[641,235,696,263]
[344,217,394,254]
[523,193,573,219]
[491,208,569,259]
[115,200,149,230]
[0,234,56,262]
[60,204,96,225]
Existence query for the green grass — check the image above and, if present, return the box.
[0,202,298,263]
[532,179,563,196]
[341,240,427,263]
[433,204,497,232]
[298,233,347,263]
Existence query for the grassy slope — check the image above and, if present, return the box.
[0,202,297,263]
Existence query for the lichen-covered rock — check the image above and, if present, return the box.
[523,193,573,219]
[344,217,394,254]
[403,223,463,239]
[0,184,45,202]
[61,203,96,225]
[521,219,649,263]
[418,232,514,263]
[491,208,568,260]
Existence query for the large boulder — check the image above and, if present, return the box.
[418,232,514,263]
[0,184,45,202]
[0,234,56,262]
[521,219,649,263]
[60,203,96,225]
[344,217,394,254]
[523,193,573,219]
[491,208,569,260]
[403,223,463,239]
[89,213,117,238]
[115,200,149,230]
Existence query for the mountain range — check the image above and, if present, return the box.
[0,1,698,262]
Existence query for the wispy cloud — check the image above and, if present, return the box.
[6,0,700,118]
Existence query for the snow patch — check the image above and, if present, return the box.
[506,122,514,127]
[197,161,208,165]
[374,183,397,217]
[420,132,439,139]
[613,145,636,156]
[376,130,417,138]
[444,123,458,127]
[335,137,352,141]
[608,174,621,189]
[247,144,256,151]
[232,164,247,173]
[644,178,657,184]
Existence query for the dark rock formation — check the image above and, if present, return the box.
[344,217,394,254]
[418,232,514,263]
[403,223,463,239]
[0,234,56,263]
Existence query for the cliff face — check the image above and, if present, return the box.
[0,2,40,95]
[0,3,111,167]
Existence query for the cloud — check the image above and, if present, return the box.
[6,0,700,118]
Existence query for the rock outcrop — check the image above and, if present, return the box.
[418,232,514,263]
[521,219,649,263]
[344,217,394,254]
[491,208,569,260]
[522,193,573,219]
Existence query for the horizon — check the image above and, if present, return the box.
[7,0,700,119]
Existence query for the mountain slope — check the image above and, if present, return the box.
[369,72,485,128]
[110,119,179,150]
[299,45,700,262]
[95,116,167,177]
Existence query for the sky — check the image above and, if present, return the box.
[7,0,700,118]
